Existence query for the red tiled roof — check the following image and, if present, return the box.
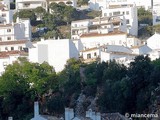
[80,31,127,38]
[0,50,28,58]
[0,24,13,27]
[0,40,28,45]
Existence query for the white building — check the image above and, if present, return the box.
[131,45,152,55]
[29,39,79,72]
[0,18,31,41]
[100,45,135,65]
[71,16,127,40]
[152,4,160,25]
[75,31,142,51]
[102,4,138,36]
[0,1,14,24]
[0,40,33,52]
[0,50,28,76]
[148,50,160,61]
[80,47,100,63]
[147,32,160,50]
[88,0,152,11]
[16,0,47,11]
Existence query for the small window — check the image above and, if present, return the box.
[119,40,122,44]
[2,13,6,17]
[7,29,11,32]
[23,3,30,7]
[0,37,2,41]
[5,47,8,50]
[109,13,112,16]
[126,19,130,24]
[113,11,120,15]
[104,13,107,16]
[122,11,125,15]
[126,11,129,15]
[7,37,11,40]
[94,52,97,56]
[18,46,23,51]
[111,41,115,45]
[87,54,91,59]
[11,47,14,51]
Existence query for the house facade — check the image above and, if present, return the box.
[71,16,127,40]
[101,4,138,36]
[0,1,13,24]
[16,0,48,11]
[0,18,31,41]
[0,51,28,76]
[88,0,152,11]
[29,38,79,72]
[147,32,160,50]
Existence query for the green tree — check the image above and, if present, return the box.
[138,7,152,25]
[34,6,46,20]
[102,60,127,81]
[0,59,57,119]
[13,10,37,25]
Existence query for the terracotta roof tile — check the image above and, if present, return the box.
[0,50,28,58]
[0,40,28,45]
[0,24,13,27]
[80,31,127,38]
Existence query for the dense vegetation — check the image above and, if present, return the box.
[138,7,160,38]
[0,56,160,119]
[13,4,99,40]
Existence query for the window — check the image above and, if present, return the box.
[156,16,160,22]
[87,54,91,59]
[2,13,6,17]
[18,46,23,51]
[122,11,125,15]
[113,11,120,15]
[94,52,97,56]
[0,37,2,41]
[111,41,115,45]
[5,47,8,50]
[119,40,122,44]
[126,11,129,15]
[11,47,14,51]
[7,37,11,40]
[7,29,11,32]
[109,13,112,16]
[104,13,107,16]
[23,3,30,7]
[126,19,130,24]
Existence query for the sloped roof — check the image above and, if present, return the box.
[131,45,152,55]
[147,32,160,49]
[0,40,28,45]
[0,50,28,58]
[104,45,132,54]
[80,31,126,38]
[0,40,34,48]
[147,32,160,41]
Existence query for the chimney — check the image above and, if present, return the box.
[16,17,20,23]
[65,108,74,120]
[8,117,13,120]
[96,112,101,120]
[41,38,45,42]
[34,101,39,117]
